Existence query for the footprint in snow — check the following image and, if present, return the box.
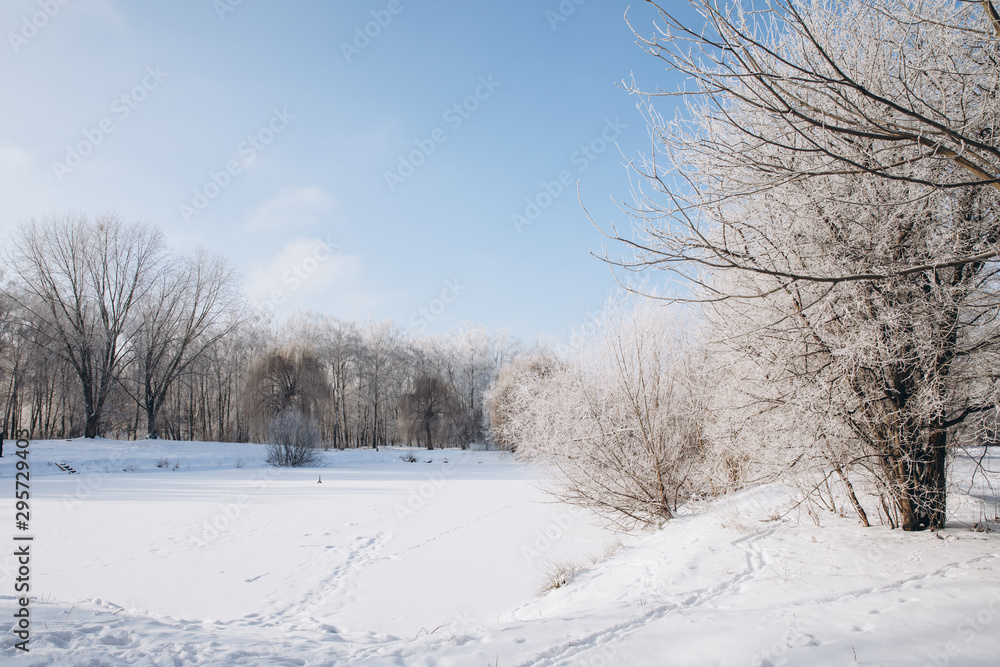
[786,632,818,647]
[98,632,133,646]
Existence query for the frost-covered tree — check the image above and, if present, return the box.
[486,348,563,454]
[357,319,409,449]
[491,298,708,529]
[609,0,1000,529]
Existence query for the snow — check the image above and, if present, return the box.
[1,439,998,665]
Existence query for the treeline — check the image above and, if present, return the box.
[0,213,515,447]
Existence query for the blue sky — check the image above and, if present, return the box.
[0,0,691,343]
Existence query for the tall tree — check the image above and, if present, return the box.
[247,344,329,439]
[127,249,242,438]
[358,319,407,449]
[399,374,454,449]
[6,213,165,438]
[609,0,1000,529]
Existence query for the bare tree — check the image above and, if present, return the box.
[399,374,455,449]
[0,222,512,448]
[126,249,243,438]
[171,316,269,442]
[5,213,165,438]
[0,293,30,437]
[288,313,362,448]
[357,319,407,449]
[247,344,329,441]
[606,0,1000,529]
[324,321,361,448]
[447,325,509,446]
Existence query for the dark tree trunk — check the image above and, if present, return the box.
[84,412,100,438]
[899,426,947,531]
[147,404,158,439]
[82,383,102,438]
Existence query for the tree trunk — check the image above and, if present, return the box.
[83,382,102,438]
[835,466,870,527]
[906,427,947,531]
[85,412,100,438]
[147,404,159,439]
[897,428,947,531]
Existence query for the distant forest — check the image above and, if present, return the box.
[0,213,516,448]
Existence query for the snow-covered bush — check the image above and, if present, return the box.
[266,408,322,467]
[486,349,565,453]
[490,297,710,529]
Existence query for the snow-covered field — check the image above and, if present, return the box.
[1,438,998,666]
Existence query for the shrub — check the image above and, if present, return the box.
[537,560,583,596]
[493,297,711,530]
[266,409,322,467]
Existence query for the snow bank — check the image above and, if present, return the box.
[0,439,997,665]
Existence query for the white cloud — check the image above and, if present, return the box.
[249,186,336,230]
[245,236,363,315]
[0,145,32,173]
